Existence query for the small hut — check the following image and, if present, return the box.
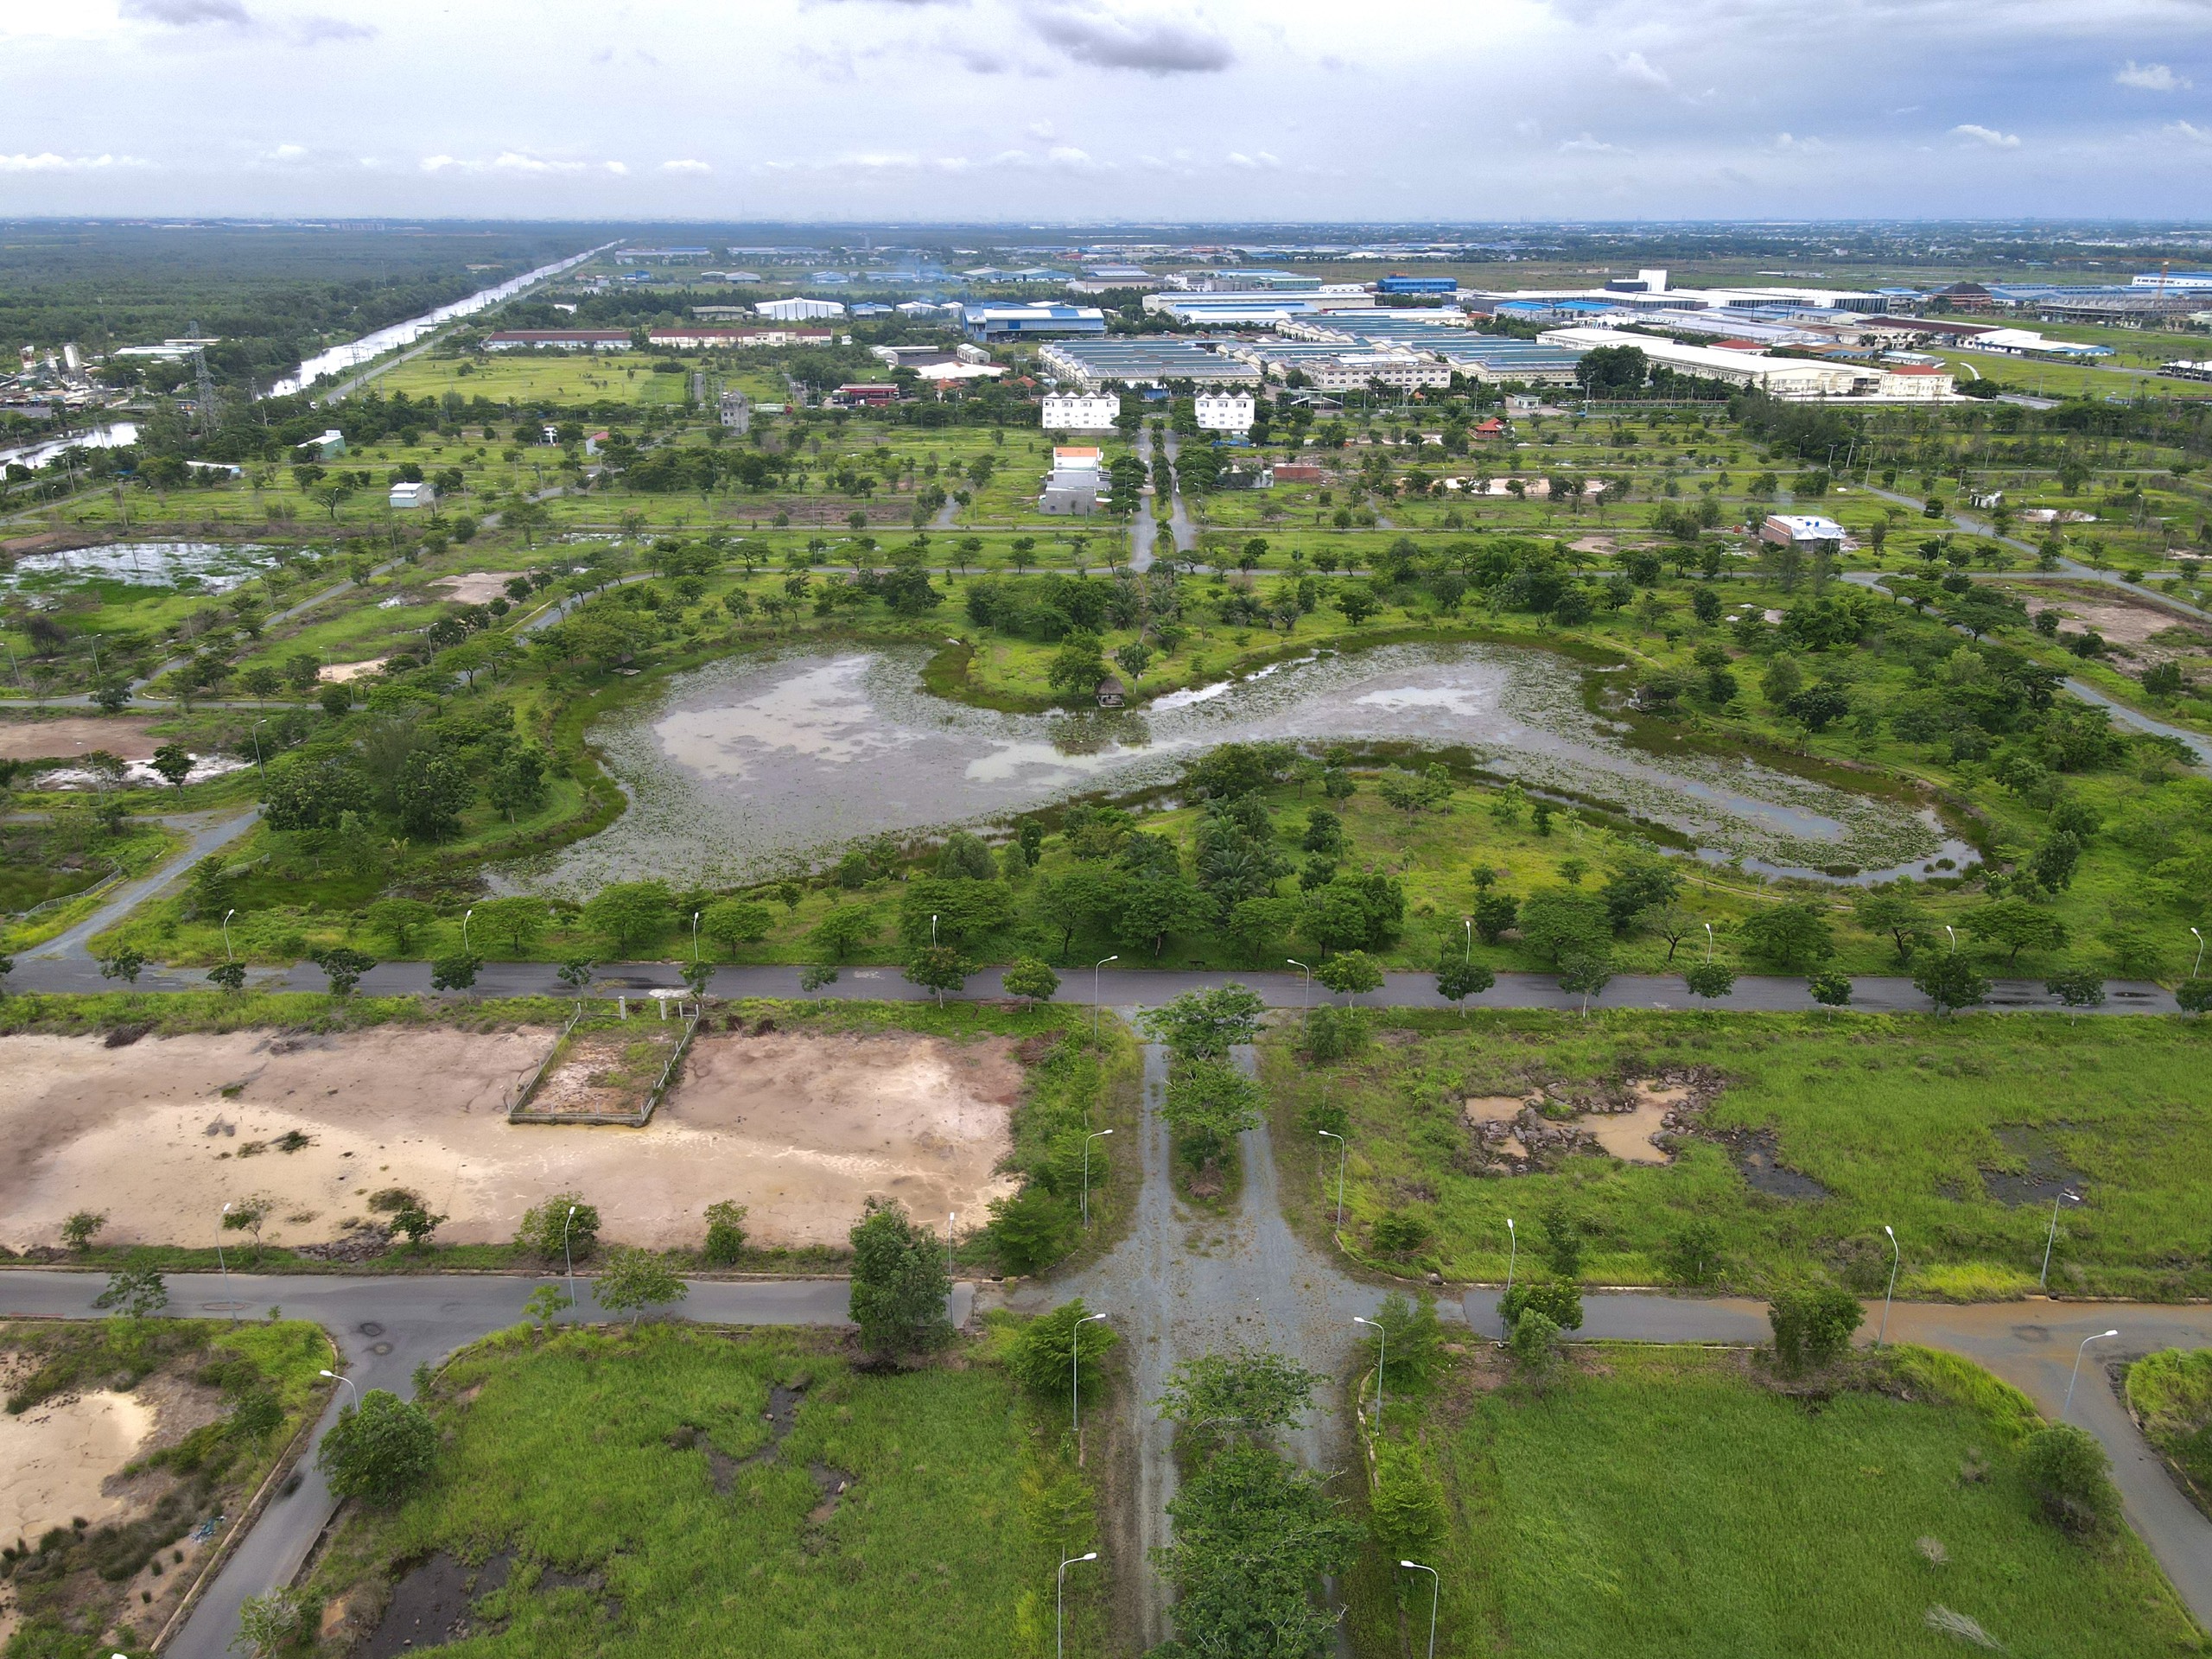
[1095,675,1126,709]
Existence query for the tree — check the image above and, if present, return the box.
[429,951,481,994]
[556,955,596,989]
[1600,857,1683,935]
[989,1186,1079,1273]
[150,741,195,791]
[233,1588,311,1658]
[593,1246,689,1323]
[98,945,147,986]
[1362,1290,1445,1394]
[1141,983,1267,1059]
[312,945,376,997]
[94,1262,168,1319]
[1914,950,1992,1015]
[1516,887,1608,964]
[1961,898,2068,965]
[1472,891,1519,944]
[848,1197,952,1357]
[1559,946,1612,1013]
[904,943,974,1006]
[1005,1298,1119,1398]
[702,1200,749,1265]
[467,895,545,956]
[1315,949,1382,1001]
[1738,900,1836,969]
[1808,970,1853,1015]
[317,1389,438,1505]
[1853,886,1931,963]
[583,880,672,953]
[1509,1307,1563,1377]
[516,1192,600,1261]
[1767,1283,1862,1374]
[1161,1058,1265,1167]
[61,1210,106,1253]
[207,959,249,993]
[808,905,879,962]
[1499,1278,1583,1332]
[1156,1350,1324,1446]
[224,1192,276,1259]
[2044,968,2106,1021]
[2177,978,2212,1015]
[1370,1440,1449,1560]
[700,897,773,956]
[1435,951,1494,1014]
[2021,1423,2120,1535]
[389,1200,444,1248]
[1001,955,1060,1009]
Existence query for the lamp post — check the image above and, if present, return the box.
[1703,921,1714,963]
[1082,1128,1113,1226]
[1318,1128,1346,1233]
[1072,1313,1107,1440]
[1400,1560,1440,1659]
[318,1370,359,1410]
[1092,955,1116,1041]
[215,1202,234,1318]
[2065,1329,2120,1419]
[250,717,268,776]
[1877,1224,1898,1349]
[2193,927,2205,978]
[1287,958,1313,1009]
[222,908,236,962]
[561,1205,579,1317]
[1056,1551,1098,1659]
[691,910,701,964]
[462,907,474,953]
[931,912,939,945]
[1354,1314,1386,1423]
[2041,1189,2079,1289]
[1503,1217,1516,1304]
[1463,917,1471,965]
[1945,924,1957,954]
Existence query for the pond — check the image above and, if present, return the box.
[0,541,281,596]
[509,641,1975,895]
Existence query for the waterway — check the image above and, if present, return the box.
[511,640,1973,895]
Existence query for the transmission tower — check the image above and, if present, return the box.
[189,317,217,433]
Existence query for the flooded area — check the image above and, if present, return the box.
[0,540,280,596]
[514,641,1967,894]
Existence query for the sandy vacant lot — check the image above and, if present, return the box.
[0,716,162,762]
[0,1026,1021,1254]
[430,571,524,605]
[2012,584,2212,662]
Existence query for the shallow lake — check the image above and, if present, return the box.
[0,541,279,596]
[511,641,1974,895]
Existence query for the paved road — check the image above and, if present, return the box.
[0,1270,969,1659]
[23,808,258,963]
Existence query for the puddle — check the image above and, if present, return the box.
[506,641,1953,895]
[1723,1128,1832,1199]
[1980,1126,2086,1207]
[1461,1095,1531,1126]
[1584,1093,1680,1166]
[359,1553,483,1658]
[807,1462,857,1525]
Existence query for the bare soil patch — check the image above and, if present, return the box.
[429,571,524,606]
[0,1026,1023,1253]
[0,1388,157,1544]
[0,716,162,762]
[315,658,387,683]
[523,1025,682,1120]
[2007,582,2212,662]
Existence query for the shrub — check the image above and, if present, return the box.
[1003,1298,1117,1399]
[1509,1307,1562,1375]
[849,1197,952,1357]
[1302,1004,1370,1061]
[1768,1283,1863,1374]
[1661,1217,1722,1286]
[1370,1441,1448,1559]
[1500,1278,1584,1332]
[1370,1210,1433,1259]
[592,1247,688,1322]
[2020,1423,2120,1536]
[317,1389,437,1505]
[988,1185,1078,1273]
[516,1192,600,1262]
[702,1200,748,1265]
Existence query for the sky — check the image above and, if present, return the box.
[2,0,2210,221]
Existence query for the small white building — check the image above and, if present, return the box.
[719,389,751,433]
[1760,513,1845,548]
[302,429,346,460]
[389,480,437,511]
[755,296,847,322]
[1194,392,1255,434]
[1040,445,1105,515]
[1042,392,1122,432]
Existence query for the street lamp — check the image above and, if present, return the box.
[1945,924,1957,954]
[215,1202,234,1318]
[1354,1315,1386,1423]
[931,912,939,945]
[2065,1329,2120,1418]
[1503,1217,1517,1306]
[1318,1128,1346,1233]
[1287,958,1313,1009]
[222,907,237,962]
[691,910,701,964]
[250,717,268,776]
[2041,1189,2080,1289]
[1400,1560,1440,1659]
[1092,955,1117,1041]
[1703,921,1714,963]
[1877,1224,1898,1349]
[2192,927,2205,978]
[318,1370,359,1410]
[1057,1551,1098,1659]
[1072,1313,1108,1440]
[561,1205,580,1316]
[462,907,474,952]
[1082,1129,1114,1226]
[1462,917,1471,965]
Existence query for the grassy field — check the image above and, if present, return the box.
[301,1322,1104,1659]
[1346,1344,2202,1657]
[1264,1010,2212,1299]
[2127,1348,2212,1518]
[377,350,693,408]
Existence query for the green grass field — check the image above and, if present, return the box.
[302,1323,1104,1659]
[1266,1010,2212,1299]
[1347,1344,2202,1657]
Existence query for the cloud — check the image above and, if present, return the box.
[1559,132,1627,154]
[2116,60,2188,91]
[1950,123,2020,148]
[1773,131,1826,151]
[419,151,626,176]
[2166,119,2212,143]
[266,142,308,162]
[1226,149,1280,168]
[660,158,713,174]
[119,0,251,24]
[0,152,142,171]
[289,15,375,43]
[1611,50,1669,90]
[1025,2,1233,75]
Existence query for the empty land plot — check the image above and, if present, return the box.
[1345,1344,2199,1659]
[0,1024,1023,1255]
[0,716,164,762]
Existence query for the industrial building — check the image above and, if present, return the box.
[755,297,847,321]
[1194,392,1256,433]
[1039,445,1105,514]
[484,330,630,351]
[961,303,1107,342]
[1377,275,1458,296]
[1761,514,1846,548]
[1426,338,1586,386]
[648,327,834,349]
[1541,327,1877,398]
[1041,392,1122,431]
[1037,338,1262,388]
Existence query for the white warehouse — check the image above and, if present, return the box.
[1194,392,1255,434]
[1042,392,1122,431]
[755,296,847,321]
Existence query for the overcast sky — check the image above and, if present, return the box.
[3,0,2209,222]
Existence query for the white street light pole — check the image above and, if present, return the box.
[462,907,474,952]
[222,908,236,961]
[1878,1224,1898,1349]
[691,911,701,964]
[318,1370,359,1410]
[1462,917,1471,965]
[931,912,938,945]
[2041,1190,2078,1289]
[1287,958,1313,1009]
[1318,1128,1346,1233]
[2193,927,2205,977]
[1092,956,1117,1041]
[1503,1217,1516,1305]
[561,1205,579,1317]
[1400,1560,1440,1659]
[1082,1129,1113,1226]
[216,1201,234,1317]
[1354,1315,1386,1423]
[1072,1313,1107,1439]
[1945,924,1958,954]
[2065,1329,2120,1418]
[1703,921,1714,963]
[1057,1551,1099,1659]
